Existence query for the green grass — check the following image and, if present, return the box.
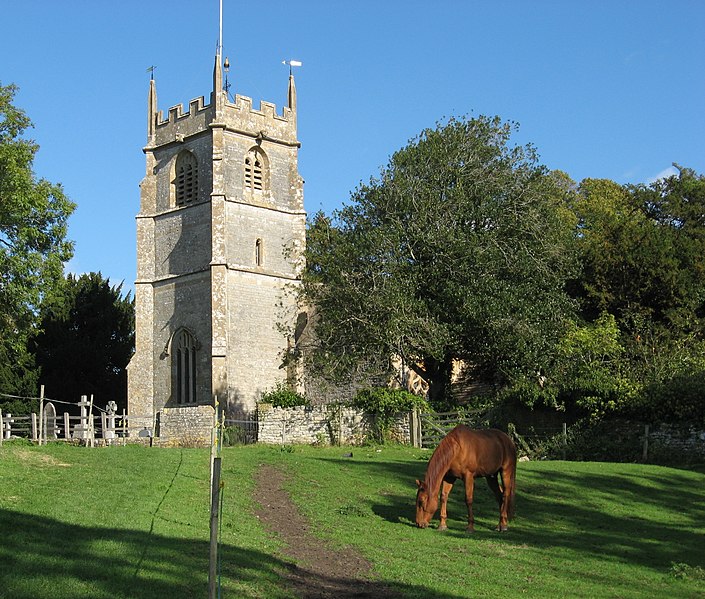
[1,441,704,598]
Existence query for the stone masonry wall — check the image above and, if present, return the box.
[157,405,214,447]
[648,424,705,460]
[256,404,412,445]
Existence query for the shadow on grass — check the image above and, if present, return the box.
[514,466,705,570]
[316,455,705,575]
[0,508,465,599]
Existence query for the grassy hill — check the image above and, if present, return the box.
[1,441,704,598]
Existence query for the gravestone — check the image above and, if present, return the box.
[43,402,58,439]
[73,396,90,439]
[104,401,117,443]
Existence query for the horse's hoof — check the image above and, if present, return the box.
[496,525,508,533]
[465,527,475,534]
[437,524,448,532]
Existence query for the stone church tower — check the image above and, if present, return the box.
[127,49,306,441]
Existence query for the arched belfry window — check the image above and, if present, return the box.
[173,329,197,404]
[244,147,268,191]
[175,151,198,206]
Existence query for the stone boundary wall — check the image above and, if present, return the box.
[647,424,705,460]
[157,405,214,447]
[257,404,413,445]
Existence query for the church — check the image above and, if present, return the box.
[127,46,306,443]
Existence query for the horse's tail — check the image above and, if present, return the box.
[506,439,517,520]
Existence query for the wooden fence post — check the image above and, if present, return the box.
[5,413,12,439]
[31,412,37,442]
[88,395,95,448]
[64,412,71,440]
[642,424,650,462]
[101,412,107,446]
[39,385,45,446]
[563,422,568,460]
[0,412,3,447]
[409,409,417,448]
[208,456,222,599]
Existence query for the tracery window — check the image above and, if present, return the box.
[174,329,197,404]
[175,151,198,206]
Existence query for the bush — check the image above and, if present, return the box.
[637,371,705,425]
[550,419,644,462]
[221,424,255,447]
[0,397,36,417]
[351,387,429,443]
[260,382,309,408]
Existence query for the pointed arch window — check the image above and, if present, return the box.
[175,151,199,206]
[244,147,268,191]
[174,329,197,404]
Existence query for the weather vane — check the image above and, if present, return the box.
[146,65,156,80]
[224,56,232,99]
[282,59,302,75]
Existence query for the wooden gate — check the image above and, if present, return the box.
[419,410,486,448]
[223,412,258,445]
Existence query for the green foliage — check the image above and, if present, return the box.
[571,168,705,343]
[351,386,429,442]
[540,166,705,423]
[352,386,429,415]
[0,341,39,408]
[544,419,645,462]
[0,395,37,417]
[221,424,252,447]
[0,82,75,395]
[260,382,309,408]
[553,313,640,419]
[30,273,134,411]
[301,115,578,405]
[640,370,705,425]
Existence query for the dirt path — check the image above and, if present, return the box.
[253,463,402,599]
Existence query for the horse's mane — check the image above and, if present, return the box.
[424,427,460,489]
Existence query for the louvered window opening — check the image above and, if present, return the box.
[245,156,263,190]
[176,154,198,206]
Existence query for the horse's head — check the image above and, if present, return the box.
[415,479,437,528]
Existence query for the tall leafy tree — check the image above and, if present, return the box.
[564,168,705,420]
[31,273,134,411]
[0,82,75,397]
[300,116,578,405]
[630,166,705,331]
[572,170,705,330]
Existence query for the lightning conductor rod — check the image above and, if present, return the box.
[218,0,223,56]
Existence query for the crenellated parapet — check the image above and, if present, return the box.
[220,94,297,145]
[151,91,298,148]
[151,95,212,147]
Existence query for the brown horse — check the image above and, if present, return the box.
[415,425,516,532]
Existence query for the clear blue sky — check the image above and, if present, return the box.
[3,1,704,293]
